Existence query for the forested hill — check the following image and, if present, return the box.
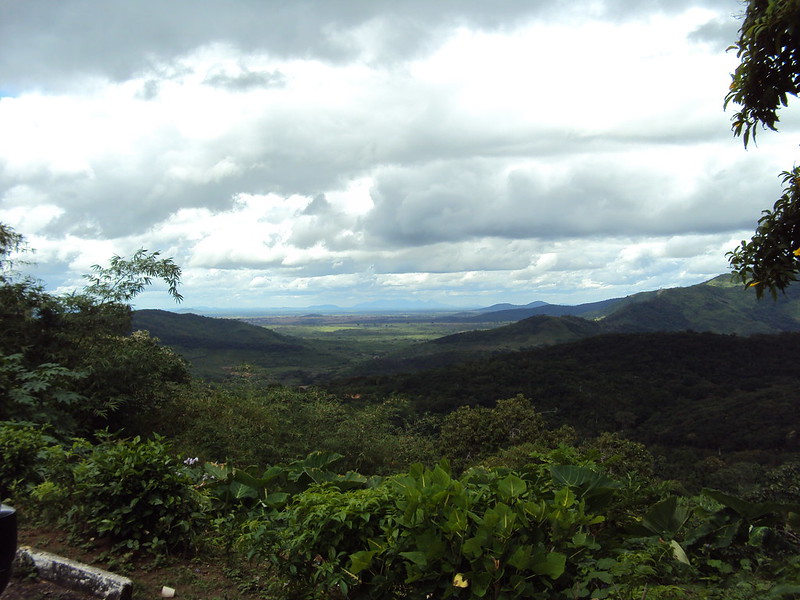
[330,330,800,456]
[131,309,344,380]
[599,274,800,333]
[132,309,300,349]
[352,275,800,376]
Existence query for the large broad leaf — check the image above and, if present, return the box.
[232,469,266,492]
[471,571,493,597]
[507,545,533,570]
[462,535,486,559]
[549,465,620,510]
[549,465,619,491]
[640,496,690,538]
[497,474,527,501]
[296,451,344,471]
[203,461,232,481]
[229,481,259,499]
[702,488,800,522]
[263,491,290,508]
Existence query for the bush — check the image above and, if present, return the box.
[0,421,55,501]
[67,434,209,554]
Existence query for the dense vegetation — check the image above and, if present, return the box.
[2,222,800,599]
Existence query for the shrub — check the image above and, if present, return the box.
[0,421,55,501]
[67,434,209,554]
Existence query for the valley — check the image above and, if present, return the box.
[133,273,800,383]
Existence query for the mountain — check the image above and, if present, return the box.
[344,275,800,376]
[445,297,624,323]
[131,309,345,381]
[133,274,800,382]
[597,274,800,333]
[475,300,549,313]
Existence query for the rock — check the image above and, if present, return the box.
[14,546,133,600]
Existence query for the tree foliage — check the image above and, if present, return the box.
[726,0,800,296]
[83,248,183,305]
[0,223,189,436]
[728,167,800,297]
[725,0,800,147]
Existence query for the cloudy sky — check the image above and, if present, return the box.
[1,0,798,311]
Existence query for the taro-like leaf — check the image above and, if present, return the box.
[640,496,689,538]
[497,474,527,501]
[298,451,344,470]
[549,465,619,491]
[702,488,800,523]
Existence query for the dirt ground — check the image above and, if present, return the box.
[4,525,268,600]
[3,575,97,600]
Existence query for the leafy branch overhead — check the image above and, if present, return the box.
[725,0,800,296]
[725,0,800,148]
[83,248,183,304]
[728,168,800,298]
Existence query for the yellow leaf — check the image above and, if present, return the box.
[452,573,469,588]
[793,248,800,256]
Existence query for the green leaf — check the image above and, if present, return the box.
[507,545,533,570]
[640,496,689,538]
[471,571,493,597]
[462,535,486,559]
[263,492,290,507]
[702,488,800,522]
[549,465,619,490]
[530,551,566,579]
[348,550,376,574]
[497,474,527,500]
[399,551,428,568]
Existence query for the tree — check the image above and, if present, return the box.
[83,248,183,305]
[725,0,800,297]
[0,223,26,281]
[0,223,189,436]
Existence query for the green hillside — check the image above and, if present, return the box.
[131,309,345,382]
[349,275,800,376]
[343,315,604,376]
[599,275,800,333]
[329,330,800,460]
[131,275,800,383]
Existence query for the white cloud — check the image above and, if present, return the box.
[1,0,793,310]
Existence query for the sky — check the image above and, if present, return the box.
[2,0,799,311]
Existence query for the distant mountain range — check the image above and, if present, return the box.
[441,297,624,322]
[133,274,800,381]
[344,274,800,374]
